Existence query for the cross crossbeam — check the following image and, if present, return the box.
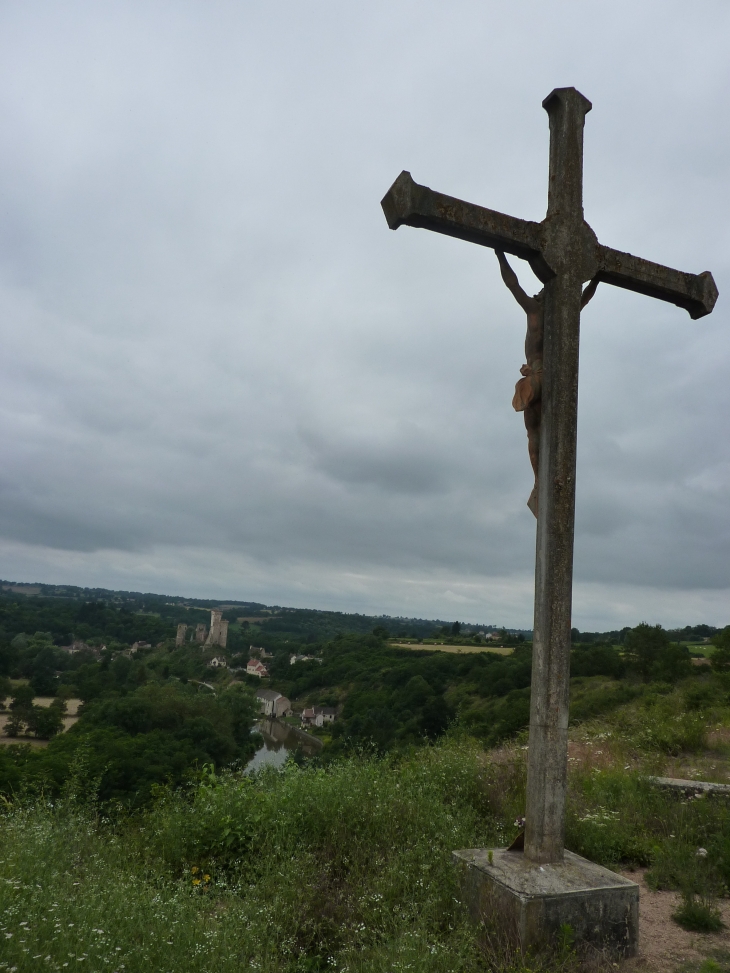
[381,170,718,320]
[381,87,718,864]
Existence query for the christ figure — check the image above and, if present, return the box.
[496,251,599,517]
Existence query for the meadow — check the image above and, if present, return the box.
[4,669,730,973]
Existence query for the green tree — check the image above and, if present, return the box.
[711,627,730,672]
[218,683,257,748]
[451,621,461,635]
[653,642,692,683]
[27,705,65,739]
[4,712,25,737]
[625,623,670,681]
[10,685,35,711]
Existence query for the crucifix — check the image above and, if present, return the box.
[381,87,717,865]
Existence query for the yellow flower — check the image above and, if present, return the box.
[203,875,211,882]
[191,866,199,874]
[192,879,201,886]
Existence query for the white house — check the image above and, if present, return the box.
[208,656,227,668]
[256,688,291,718]
[301,706,337,727]
[247,659,269,678]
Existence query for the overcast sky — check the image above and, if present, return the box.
[0,1,728,629]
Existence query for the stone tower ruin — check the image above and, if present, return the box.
[205,609,228,648]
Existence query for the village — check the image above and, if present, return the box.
[181,609,339,733]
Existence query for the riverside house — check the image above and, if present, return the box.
[256,689,292,718]
[301,706,337,728]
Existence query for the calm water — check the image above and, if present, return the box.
[245,719,322,773]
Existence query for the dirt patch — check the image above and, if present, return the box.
[619,868,730,971]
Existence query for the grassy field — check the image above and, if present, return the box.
[3,672,730,971]
[390,642,515,655]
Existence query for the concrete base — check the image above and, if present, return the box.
[453,847,639,958]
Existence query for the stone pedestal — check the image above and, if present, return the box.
[453,847,638,958]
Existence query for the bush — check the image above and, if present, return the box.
[570,643,625,679]
[673,895,724,932]
[0,739,544,973]
[609,689,709,755]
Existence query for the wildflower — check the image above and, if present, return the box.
[191,867,199,874]
[697,847,708,857]
[204,875,211,882]
[192,879,201,886]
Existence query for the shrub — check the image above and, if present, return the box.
[673,895,724,932]
[570,643,625,679]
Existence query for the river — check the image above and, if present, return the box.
[245,718,322,773]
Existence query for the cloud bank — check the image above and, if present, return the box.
[0,1,728,627]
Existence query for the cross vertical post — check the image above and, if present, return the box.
[524,88,596,863]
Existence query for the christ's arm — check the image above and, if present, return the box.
[495,251,540,314]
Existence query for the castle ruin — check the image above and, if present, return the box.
[205,609,228,649]
[175,611,228,648]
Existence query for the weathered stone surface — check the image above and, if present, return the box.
[453,847,639,958]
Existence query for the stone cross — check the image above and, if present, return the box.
[381,87,718,864]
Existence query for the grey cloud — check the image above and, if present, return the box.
[0,0,728,627]
[299,426,448,494]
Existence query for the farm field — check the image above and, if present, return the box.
[390,642,515,655]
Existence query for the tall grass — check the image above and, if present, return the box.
[0,738,552,973]
[3,676,730,972]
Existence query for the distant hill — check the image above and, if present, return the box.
[0,578,530,640]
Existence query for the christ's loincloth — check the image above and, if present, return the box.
[512,359,542,412]
[513,360,542,518]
